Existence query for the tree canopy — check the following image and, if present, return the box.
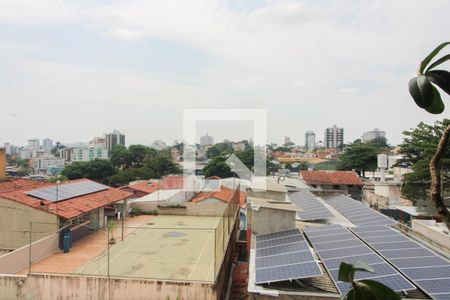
[337,140,383,177]
[62,145,180,186]
[61,159,117,184]
[205,142,233,158]
[398,119,450,201]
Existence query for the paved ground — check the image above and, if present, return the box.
[77,215,220,282]
[18,215,152,274]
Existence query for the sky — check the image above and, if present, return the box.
[1,0,450,147]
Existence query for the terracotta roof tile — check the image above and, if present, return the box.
[0,178,51,193]
[191,186,247,208]
[300,171,363,186]
[127,181,159,194]
[0,179,132,220]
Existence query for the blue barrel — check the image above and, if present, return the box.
[63,233,71,253]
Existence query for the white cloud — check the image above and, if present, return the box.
[0,0,449,145]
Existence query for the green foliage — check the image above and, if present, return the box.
[399,119,450,201]
[61,159,117,184]
[47,175,69,183]
[203,157,234,178]
[339,261,400,300]
[409,42,450,114]
[144,150,181,178]
[84,145,181,186]
[338,140,380,177]
[205,142,233,158]
[314,160,339,171]
[51,141,65,157]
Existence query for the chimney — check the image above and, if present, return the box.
[0,148,5,179]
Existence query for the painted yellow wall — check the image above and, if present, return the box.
[0,198,58,250]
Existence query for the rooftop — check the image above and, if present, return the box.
[191,185,247,208]
[77,215,221,282]
[0,178,50,193]
[249,197,301,212]
[300,170,363,186]
[0,179,132,219]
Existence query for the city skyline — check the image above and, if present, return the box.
[1,1,449,147]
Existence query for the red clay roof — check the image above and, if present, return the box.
[160,175,184,189]
[127,180,160,194]
[0,178,51,193]
[191,186,247,208]
[125,175,184,194]
[300,171,363,186]
[0,179,132,220]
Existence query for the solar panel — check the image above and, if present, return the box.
[289,189,334,221]
[351,226,450,299]
[26,181,109,201]
[303,225,415,295]
[326,195,396,226]
[255,228,322,284]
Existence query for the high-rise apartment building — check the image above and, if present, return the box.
[324,125,344,149]
[89,137,106,148]
[27,139,40,151]
[42,138,53,153]
[362,128,386,143]
[72,147,109,161]
[305,131,316,151]
[200,133,214,146]
[105,130,125,155]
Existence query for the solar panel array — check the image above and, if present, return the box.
[351,226,450,300]
[303,224,415,295]
[26,181,109,201]
[326,194,396,226]
[289,189,334,221]
[255,228,322,284]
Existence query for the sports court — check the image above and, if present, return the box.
[76,215,221,282]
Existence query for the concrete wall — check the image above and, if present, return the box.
[130,201,227,217]
[252,208,296,236]
[0,273,217,300]
[0,232,59,274]
[412,220,450,253]
[248,190,286,201]
[0,198,58,250]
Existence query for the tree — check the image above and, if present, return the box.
[203,157,234,178]
[407,42,450,229]
[399,120,450,204]
[61,159,117,184]
[339,261,399,300]
[338,140,378,177]
[51,142,65,157]
[110,145,129,168]
[144,150,181,178]
[109,167,155,186]
[205,142,233,158]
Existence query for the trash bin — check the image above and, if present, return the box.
[63,232,71,253]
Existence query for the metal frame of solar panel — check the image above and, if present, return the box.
[255,228,322,284]
[351,225,450,299]
[303,224,415,295]
[26,181,109,202]
[326,194,395,226]
[289,189,334,221]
